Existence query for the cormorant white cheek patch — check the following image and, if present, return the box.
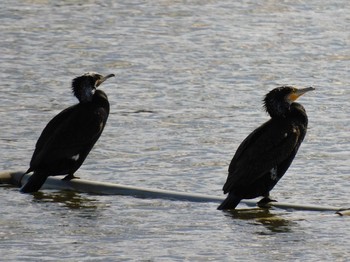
[71,154,80,161]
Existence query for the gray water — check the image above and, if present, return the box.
[1,0,349,261]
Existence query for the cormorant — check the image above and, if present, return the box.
[20,72,115,193]
[218,86,315,210]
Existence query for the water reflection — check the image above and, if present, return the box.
[225,208,296,233]
[32,190,101,210]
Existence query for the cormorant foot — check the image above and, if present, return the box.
[62,174,80,181]
[257,197,277,208]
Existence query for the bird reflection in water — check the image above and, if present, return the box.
[32,190,101,210]
[224,208,297,233]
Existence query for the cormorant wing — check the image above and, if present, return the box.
[29,104,107,171]
[224,119,301,192]
[32,105,77,157]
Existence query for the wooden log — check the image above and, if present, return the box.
[0,170,348,212]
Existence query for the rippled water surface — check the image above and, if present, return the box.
[1,0,349,261]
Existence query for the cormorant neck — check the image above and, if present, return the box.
[93,89,108,101]
[264,100,290,119]
[269,102,307,122]
[81,88,95,103]
[92,89,109,110]
[289,102,307,121]
[73,86,95,103]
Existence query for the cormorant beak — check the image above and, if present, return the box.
[288,86,315,102]
[95,73,115,88]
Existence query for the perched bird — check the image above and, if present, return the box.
[20,72,115,193]
[218,86,315,210]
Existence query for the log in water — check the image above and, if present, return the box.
[1,170,348,214]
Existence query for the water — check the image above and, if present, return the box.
[1,0,349,261]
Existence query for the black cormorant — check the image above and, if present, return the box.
[20,72,115,193]
[218,86,315,210]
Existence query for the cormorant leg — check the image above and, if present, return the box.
[62,174,80,181]
[257,194,277,208]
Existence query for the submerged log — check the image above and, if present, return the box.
[0,170,348,213]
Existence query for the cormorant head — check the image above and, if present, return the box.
[72,72,115,103]
[263,86,315,118]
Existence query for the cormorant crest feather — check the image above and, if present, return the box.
[71,72,102,103]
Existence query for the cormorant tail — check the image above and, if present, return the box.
[217,194,242,210]
[20,172,48,193]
